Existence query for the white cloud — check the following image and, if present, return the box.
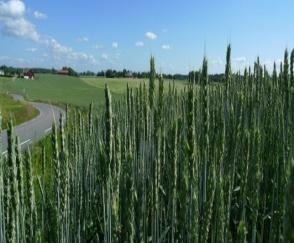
[0,56,29,65]
[0,0,25,17]
[78,36,89,42]
[44,38,72,55]
[0,55,9,61]
[262,59,274,70]
[0,0,39,41]
[47,39,96,64]
[233,56,247,64]
[0,0,97,67]
[33,10,47,20]
[94,44,103,49]
[135,41,144,47]
[101,53,108,61]
[26,47,37,52]
[112,42,118,48]
[114,52,120,60]
[210,58,224,66]
[210,57,249,71]
[43,37,96,64]
[232,56,250,72]
[259,58,284,72]
[4,18,39,41]
[145,31,157,40]
[160,61,176,73]
[162,44,171,50]
[15,57,26,63]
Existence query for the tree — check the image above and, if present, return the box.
[123,69,127,77]
[106,69,114,78]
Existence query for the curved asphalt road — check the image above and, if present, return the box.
[1,94,65,155]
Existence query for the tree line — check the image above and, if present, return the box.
[1,64,240,83]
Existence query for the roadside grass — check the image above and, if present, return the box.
[0,93,39,129]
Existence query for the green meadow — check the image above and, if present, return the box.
[0,74,187,108]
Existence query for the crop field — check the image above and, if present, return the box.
[0,94,38,129]
[0,47,293,242]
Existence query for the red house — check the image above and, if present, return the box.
[23,70,34,80]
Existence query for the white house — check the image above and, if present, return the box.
[0,70,4,76]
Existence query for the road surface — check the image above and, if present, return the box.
[1,94,65,155]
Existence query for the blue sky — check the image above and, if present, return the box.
[0,0,293,74]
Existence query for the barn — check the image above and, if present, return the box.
[57,69,69,75]
[23,70,35,80]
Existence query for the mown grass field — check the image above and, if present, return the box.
[0,74,102,108]
[82,76,187,93]
[0,74,187,108]
[0,93,39,129]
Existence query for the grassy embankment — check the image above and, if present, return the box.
[0,93,39,129]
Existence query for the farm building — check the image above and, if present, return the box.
[57,69,69,75]
[23,70,35,80]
